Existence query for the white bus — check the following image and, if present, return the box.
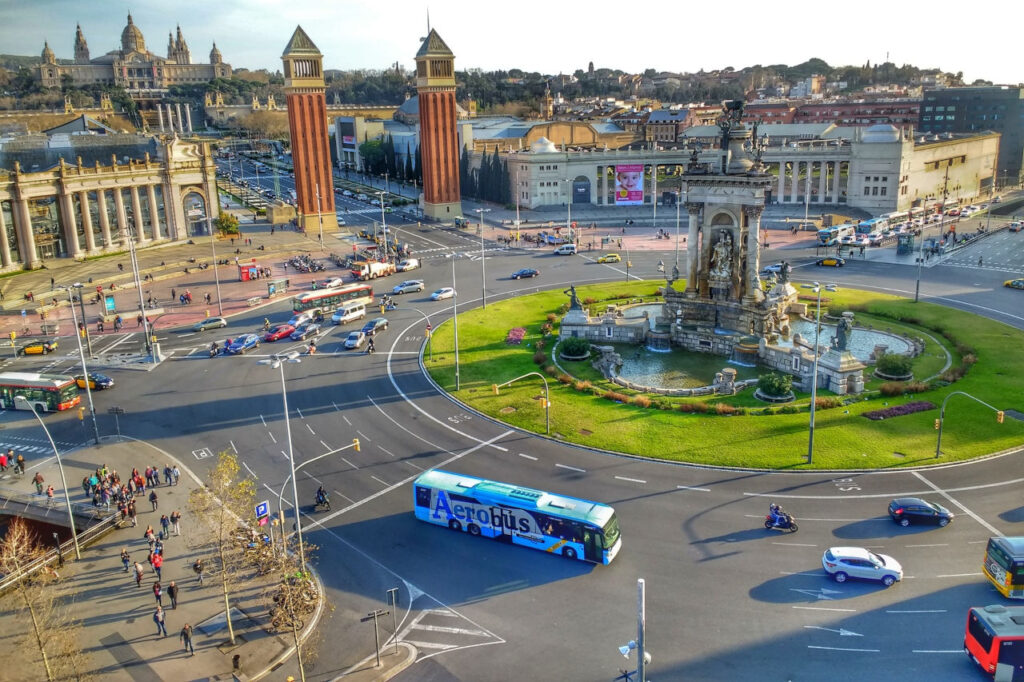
[413,470,622,564]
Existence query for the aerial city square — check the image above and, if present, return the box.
[1,1,1024,680]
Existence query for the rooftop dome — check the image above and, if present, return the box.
[209,42,222,64]
[121,14,146,54]
[861,124,900,143]
[41,41,56,64]
[530,137,557,154]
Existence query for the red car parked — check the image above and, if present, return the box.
[264,324,295,341]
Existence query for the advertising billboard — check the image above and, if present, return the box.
[614,164,644,206]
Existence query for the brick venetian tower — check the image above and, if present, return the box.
[282,26,336,234]
[415,29,462,220]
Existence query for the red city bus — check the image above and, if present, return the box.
[965,604,1024,678]
[292,284,373,315]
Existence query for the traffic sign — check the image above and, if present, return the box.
[255,500,270,519]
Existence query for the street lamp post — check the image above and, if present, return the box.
[275,438,361,528]
[376,191,389,262]
[30,404,81,560]
[71,284,93,357]
[315,183,324,251]
[205,212,224,316]
[493,372,550,433]
[260,352,305,569]
[66,287,99,444]
[803,282,837,464]
[475,208,490,308]
[124,226,158,365]
[451,253,460,391]
[674,190,681,269]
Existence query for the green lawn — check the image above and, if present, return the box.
[425,281,1024,469]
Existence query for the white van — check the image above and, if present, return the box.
[553,243,577,255]
[331,302,366,325]
[356,193,369,202]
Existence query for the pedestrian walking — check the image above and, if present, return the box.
[129,499,138,527]
[172,466,180,485]
[180,623,194,655]
[134,561,145,587]
[152,552,163,580]
[33,471,45,495]
[167,580,179,609]
[170,509,182,536]
[0,450,7,471]
[163,464,173,486]
[15,452,25,475]
[153,580,163,606]
[153,606,168,637]
[154,539,163,556]
[149,489,159,511]
[121,548,131,572]
[193,558,204,585]
[160,514,170,538]
[171,288,176,302]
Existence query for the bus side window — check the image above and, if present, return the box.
[415,486,432,508]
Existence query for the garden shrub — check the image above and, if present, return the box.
[652,399,672,410]
[758,372,793,397]
[573,380,592,392]
[631,395,652,408]
[876,352,913,377]
[557,374,573,385]
[677,402,710,414]
[903,381,929,394]
[583,297,598,305]
[815,397,843,409]
[546,313,557,323]
[543,364,558,376]
[879,382,908,397]
[556,303,570,315]
[540,322,553,335]
[862,400,935,420]
[561,336,590,356]
[533,351,545,365]
[602,390,629,403]
[715,403,738,416]
[779,405,801,414]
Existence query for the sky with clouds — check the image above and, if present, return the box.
[1,0,1020,85]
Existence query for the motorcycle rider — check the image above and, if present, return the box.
[769,503,789,527]
[209,341,219,356]
[315,486,329,508]
[263,318,270,331]
[367,337,375,354]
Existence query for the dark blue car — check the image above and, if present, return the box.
[225,334,261,355]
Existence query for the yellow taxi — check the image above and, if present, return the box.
[816,256,846,268]
[1005,278,1024,290]
[19,338,58,355]
[597,253,621,263]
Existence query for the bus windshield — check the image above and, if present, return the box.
[602,515,621,549]
[984,537,1024,598]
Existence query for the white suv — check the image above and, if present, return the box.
[822,547,903,586]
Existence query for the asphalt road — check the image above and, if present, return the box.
[3,215,1022,681]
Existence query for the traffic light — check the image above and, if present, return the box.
[539,397,548,408]
[8,331,15,341]
[78,407,85,421]
[934,418,941,430]
[352,438,360,452]
[997,411,1005,424]
[492,384,500,395]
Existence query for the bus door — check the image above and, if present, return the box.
[996,640,1024,682]
[490,507,515,542]
[583,527,603,562]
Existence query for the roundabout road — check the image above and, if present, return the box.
[7,230,1020,681]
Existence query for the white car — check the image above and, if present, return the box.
[822,547,903,587]
[430,287,455,301]
[393,280,424,294]
[839,234,857,245]
[866,233,884,246]
[288,312,313,327]
[318,277,345,290]
[397,258,420,272]
[343,331,366,349]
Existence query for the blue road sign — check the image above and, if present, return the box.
[255,500,270,518]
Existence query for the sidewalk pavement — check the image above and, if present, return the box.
[0,436,321,681]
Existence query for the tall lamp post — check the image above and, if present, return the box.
[376,191,389,262]
[71,283,93,357]
[66,287,100,444]
[30,405,81,560]
[475,208,491,307]
[451,253,460,391]
[124,226,157,366]
[204,211,224,316]
[802,282,837,464]
[674,190,681,269]
[315,183,325,251]
[258,351,305,569]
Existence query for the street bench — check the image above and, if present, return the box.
[246,296,262,307]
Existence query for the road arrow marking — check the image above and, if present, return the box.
[804,625,863,637]
[790,587,842,600]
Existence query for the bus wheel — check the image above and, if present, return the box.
[563,547,577,560]
[448,519,462,532]
[468,524,481,536]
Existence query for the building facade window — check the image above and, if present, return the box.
[28,196,65,259]
[1,200,21,264]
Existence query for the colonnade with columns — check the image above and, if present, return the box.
[157,102,194,134]
[772,159,847,204]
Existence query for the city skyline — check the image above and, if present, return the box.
[1,0,1021,86]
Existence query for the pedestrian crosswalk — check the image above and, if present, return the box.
[399,606,504,656]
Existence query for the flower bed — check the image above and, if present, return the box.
[862,400,936,421]
[505,327,526,345]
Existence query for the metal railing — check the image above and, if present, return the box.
[0,487,110,522]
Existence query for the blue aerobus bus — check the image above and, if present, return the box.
[413,470,622,564]
[817,223,856,247]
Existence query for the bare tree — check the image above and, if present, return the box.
[0,518,91,681]
[266,534,324,682]
[187,450,256,645]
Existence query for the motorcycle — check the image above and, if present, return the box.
[314,495,331,511]
[208,345,219,358]
[764,511,798,532]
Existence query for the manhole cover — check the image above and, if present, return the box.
[499,407,516,414]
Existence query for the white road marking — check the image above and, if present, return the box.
[555,463,586,473]
[340,457,359,470]
[614,475,646,484]
[378,445,396,458]
[912,650,962,654]
[407,623,491,636]
[793,606,857,612]
[403,461,423,471]
[242,461,258,479]
[905,543,949,548]
[355,430,371,442]
[774,543,817,547]
[296,408,304,419]
[518,453,538,461]
[332,402,341,411]
[259,414,267,427]
[320,440,330,450]
[807,645,878,652]
[936,572,983,578]
[804,625,862,637]
[334,489,354,504]
[743,514,888,522]
[305,423,316,435]
[371,475,389,486]
[911,470,1003,536]
[780,571,822,576]
[229,440,238,454]
[887,610,947,614]
[302,471,324,485]
[268,432,277,444]
[744,472,1024,500]
[281,450,289,460]
[676,485,710,492]
[342,415,351,425]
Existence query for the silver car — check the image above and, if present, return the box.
[392,280,424,295]
[343,331,366,349]
[822,547,903,587]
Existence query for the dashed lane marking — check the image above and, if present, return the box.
[242,461,258,479]
[807,646,879,652]
[794,606,857,612]
[887,610,947,614]
[518,453,538,461]
[615,475,646,484]
[355,430,371,442]
[555,463,585,473]
[677,485,710,492]
[371,475,389,486]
